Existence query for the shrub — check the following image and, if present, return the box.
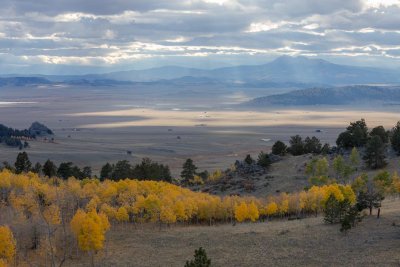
[272,141,287,155]
[185,247,211,267]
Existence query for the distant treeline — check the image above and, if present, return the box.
[272,119,400,169]
[99,159,172,182]
[0,124,32,149]
[0,122,54,149]
[2,152,172,183]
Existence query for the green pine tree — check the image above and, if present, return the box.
[185,247,211,267]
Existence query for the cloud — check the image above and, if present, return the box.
[0,0,399,74]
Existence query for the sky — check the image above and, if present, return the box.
[1,0,400,74]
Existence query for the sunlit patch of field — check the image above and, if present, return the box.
[70,108,400,128]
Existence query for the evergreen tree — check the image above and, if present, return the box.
[324,195,351,224]
[340,206,362,233]
[271,141,287,155]
[289,135,304,156]
[132,158,172,182]
[82,166,92,178]
[181,158,197,184]
[57,162,74,179]
[14,152,31,174]
[42,159,57,177]
[244,154,254,165]
[336,131,354,148]
[304,136,322,154]
[111,160,132,181]
[356,187,384,215]
[257,152,271,168]
[100,163,113,181]
[32,162,42,174]
[337,119,369,148]
[321,143,331,155]
[391,121,400,154]
[363,135,386,169]
[185,247,211,267]
[347,119,368,147]
[370,126,389,143]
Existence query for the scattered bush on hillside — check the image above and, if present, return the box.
[185,247,211,267]
[272,141,287,155]
[244,154,255,165]
[257,152,271,168]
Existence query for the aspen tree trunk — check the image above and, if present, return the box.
[90,251,95,267]
[55,184,67,267]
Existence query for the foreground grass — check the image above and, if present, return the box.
[65,199,400,267]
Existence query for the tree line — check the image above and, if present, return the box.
[2,152,173,183]
[271,119,400,169]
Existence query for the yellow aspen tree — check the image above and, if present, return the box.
[340,185,356,204]
[0,259,8,267]
[115,207,129,223]
[247,202,259,222]
[324,184,345,203]
[173,201,187,222]
[70,210,110,267]
[278,193,289,216]
[100,203,116,221]
[390,171,400,195]
[43,204,61,225]
[70,209,86,237]
[265,202,278,217]
[160,205,177,224]
[234,202,248,222]
[299,191,308,212]
[86,196,101,212]
[0,226,16,264]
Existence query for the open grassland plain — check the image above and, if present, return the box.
[1,84,400,177]
[66,199,400,267]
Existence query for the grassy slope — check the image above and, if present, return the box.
[201,153,400,198]
[66,199,400,267]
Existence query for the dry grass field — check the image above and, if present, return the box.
[64,199,400,267]
[1,84,399,177]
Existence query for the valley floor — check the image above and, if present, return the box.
[66,199,400,267]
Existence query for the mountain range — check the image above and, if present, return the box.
[2,56,400,86]
[73,56,400,85]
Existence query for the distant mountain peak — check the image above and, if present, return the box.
[270,55,330,65]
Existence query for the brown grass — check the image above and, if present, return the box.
[65,199,400,267]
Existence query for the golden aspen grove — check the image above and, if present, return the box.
[2,167,400,266]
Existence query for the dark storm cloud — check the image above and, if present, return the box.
[0,0,399,74]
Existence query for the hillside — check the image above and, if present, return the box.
[245,85,400,106]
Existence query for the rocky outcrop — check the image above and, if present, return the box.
[29,122,53,136]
